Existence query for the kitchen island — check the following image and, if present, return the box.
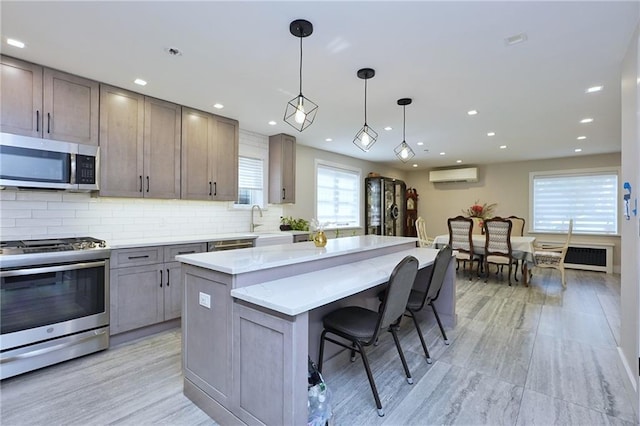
[176,235,456,425]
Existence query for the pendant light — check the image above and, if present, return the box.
[394,98,415,162]
[353,68,378,152]
[284,19,318,132]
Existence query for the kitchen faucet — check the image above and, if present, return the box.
[250,205,263,232]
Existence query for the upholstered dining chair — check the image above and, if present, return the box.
[507,216,526,236]
[404,245,453,362]
[415,216,434,247]
[484,217,518,285]
[447,215,481,280]
[317,256,419,417]
[532,219,573,287]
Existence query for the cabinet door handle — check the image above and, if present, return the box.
[146,176,150,193]
[47,113,51,134]
[209,181,212,196]
[282,188,286,200]
[159,269,163,287]
[36,110,40,132]
[166,268,170,286]
[127,255,149,260]
[177,250,195,255]
[213,182,217,196]
[139,176,143,192]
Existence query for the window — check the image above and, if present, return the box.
[316,161,361,229]
[237,156,264,206]
[530,168,618,235]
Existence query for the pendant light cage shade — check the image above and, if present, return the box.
[353,68,378,152]
[284,19,317,132]
[394,141,415,162]
[395,98,415,162]
[284,94,319,132]
[354,124,379,152]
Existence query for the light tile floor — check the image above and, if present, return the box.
[0,268,636,425]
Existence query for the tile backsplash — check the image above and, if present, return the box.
[0,190,283,242]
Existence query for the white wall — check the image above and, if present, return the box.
[281,144,407,234]
[620,17,640,414]
[404,153,622,270]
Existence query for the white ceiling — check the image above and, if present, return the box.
[1,1,638,170]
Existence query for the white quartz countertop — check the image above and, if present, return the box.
[230,247,440,316]
[108,231,308,249]
[176,235,417,274]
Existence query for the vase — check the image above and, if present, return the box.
[313,231,327,247]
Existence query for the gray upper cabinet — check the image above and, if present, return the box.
[1,56,98,145]
[269,133,296,204]
[181,107,238,201]
[99,85,181,199]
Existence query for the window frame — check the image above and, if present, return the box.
[528,167,620,236]
[233,131,269,210]
[314,159,362,231]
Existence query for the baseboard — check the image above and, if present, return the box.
[617,346,638,419]
[109,319,181,347]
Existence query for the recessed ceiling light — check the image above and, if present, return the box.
[487,132,496,137]
[417,142,424,146]
[504,33,528,46]
[412,164,418,168]
[499,145,507,149]
[268,121,277,126]
[134,78,147,86]
[580,118,594,124]
[325,138,333,142]
[456,159,463,163]
[577,136,586,140]
[467,110,478,116]
[7,38,25,48]
[384,126,392,131]
[586,85,603,93]
[575,148,583,152]
[213,103,224,109]
[439,152,446,156]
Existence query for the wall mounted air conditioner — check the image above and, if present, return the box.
[429,167,478,183]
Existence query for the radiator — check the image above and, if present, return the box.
[560,243,614,274]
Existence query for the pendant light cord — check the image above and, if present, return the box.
[298,35,303,96]
[402,105,406,142]
[364,78,368,125]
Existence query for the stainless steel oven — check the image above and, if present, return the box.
[0,238,110,379]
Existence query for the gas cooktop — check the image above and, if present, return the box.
[0,237,107,255]
[0,237,110,269]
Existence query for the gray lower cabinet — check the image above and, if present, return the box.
[110,243,206,334]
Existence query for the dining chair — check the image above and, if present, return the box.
[507,216,526,236]
[447,215,481,280]
[415,216,434,247]
[532,219,573,287]
[483,217,518,285]
[404,245,453,362]
[317,256,419,417]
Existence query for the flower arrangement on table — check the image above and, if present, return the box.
[462,200,497,231]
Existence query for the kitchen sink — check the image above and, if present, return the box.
[249,232,293,247]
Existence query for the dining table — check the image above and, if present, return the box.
[433,234,537,285]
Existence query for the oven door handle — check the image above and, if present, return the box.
[0,329,108,363]
[0,260,107,278]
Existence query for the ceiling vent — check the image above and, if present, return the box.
[429,167,478,183]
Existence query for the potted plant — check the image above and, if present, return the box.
[280,216,309,232]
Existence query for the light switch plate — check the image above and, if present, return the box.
[199,292,211,309]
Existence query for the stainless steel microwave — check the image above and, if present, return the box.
[0,133,99,191]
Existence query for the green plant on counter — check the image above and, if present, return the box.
[335,229,341,238]
[280,216,309,231]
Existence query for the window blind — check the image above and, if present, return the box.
[531,170,618,234]
[237,156,263,206]
[316,163,360,228]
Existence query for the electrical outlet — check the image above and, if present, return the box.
[199,292,211,309]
